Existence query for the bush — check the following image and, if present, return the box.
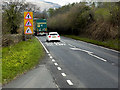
[2,34,23,47]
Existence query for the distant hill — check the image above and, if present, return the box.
[26,0,61,11]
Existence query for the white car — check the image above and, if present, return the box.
[46,32,60,42]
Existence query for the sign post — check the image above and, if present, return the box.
[24,12,33,40]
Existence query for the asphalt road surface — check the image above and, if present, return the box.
[3,36,119,89]
[37,36,119,89]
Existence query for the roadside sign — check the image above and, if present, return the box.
[24,12,33,34]
[25,12,32,19]
[36,19,47,31]
[25,20,32,27]
[25,27,32,34]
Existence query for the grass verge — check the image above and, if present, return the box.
[64,35,119,51]
[2,37,44,84]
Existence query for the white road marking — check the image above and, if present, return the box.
[35,37,49,54]
[68,44,76,48]
[66,80,73,85]
[70,47,107,62]
[50,56,53,59]
[61,40,66,43]
[61,73,66,77]
[52,59,55,62]
[88,53,107,62]
[54,63,58,66]
[70,48,93,54]
[57,67,62,70]
[63,44,66,46]
[48,54,51,56]
[45,42,66,46]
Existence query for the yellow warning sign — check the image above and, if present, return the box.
[24,12,33,34]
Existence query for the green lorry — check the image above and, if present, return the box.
[35,19,47,36]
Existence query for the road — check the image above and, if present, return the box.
[3,36,119,89]
[38,36,119,89]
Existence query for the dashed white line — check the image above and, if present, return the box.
[48,54,51,56]
[52,59,55,62]
[61,73,66,77]
[54,63,58,66]
[57,67,62,70]
[66,80,73,85]
[50,56,53,59]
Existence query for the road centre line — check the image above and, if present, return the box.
[57,67,62,70]
[70,48,93,54]
[61,73,66,77]
[36,36,49,54]
[66,80,73,85]
[88,53,107,62]
[70,47,107,62]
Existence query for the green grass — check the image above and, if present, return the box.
[64,35,119,51]
[2,37,44,84]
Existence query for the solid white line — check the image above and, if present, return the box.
[52,59,55,62]
[61,73,66,77]
[35,37,49,54]
[66,80,73,85]
[54,63,58,66]
[57,67,62,70]
[88,53,107,62]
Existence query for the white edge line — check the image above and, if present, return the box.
[48,54,51,56]
[52,59,55,62]
[57,67,62,70]
[66,80,73,85]
[61,73,66,77]
[50,56,53,59]
[35,36,49,54]
[54,63,58,66]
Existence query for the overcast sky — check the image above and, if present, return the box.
[44,0,81,6]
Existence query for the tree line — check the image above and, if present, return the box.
[47,2,120,41]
